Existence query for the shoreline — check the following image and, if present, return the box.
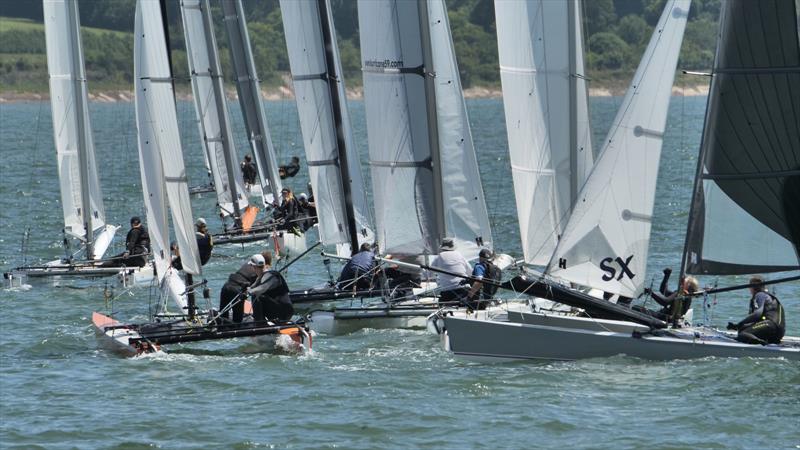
[0,84,709,103]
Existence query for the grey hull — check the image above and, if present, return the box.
[444,316,800,362]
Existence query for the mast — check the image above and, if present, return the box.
[318,0,359,254]
[567,0,579,207]
[417,0,446,254]
[221,0,283,205]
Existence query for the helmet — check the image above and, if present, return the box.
[479,248,493,260]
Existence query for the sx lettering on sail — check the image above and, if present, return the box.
[600,255,635,281]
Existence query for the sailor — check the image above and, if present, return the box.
[102,216,150,268]
[727,276,786,345]
[279,156,301,179]
[274,188,300,233]
[248,251,294,322]
[646,274,698,327]
[241,154,257,187]
[297,193,317,231]
[466,248,501,310]
[219,254,265,323]
[171,218,213,270]
[432,237,471,305]
[337,243,375,291]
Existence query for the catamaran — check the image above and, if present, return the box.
[94,0,311,356]
[282,0,506,334]
[4,0,145,286]
[440,0,800,361]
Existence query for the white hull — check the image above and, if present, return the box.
[309,309,431,335]
[443,315,800,362]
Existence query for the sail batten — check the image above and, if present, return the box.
[683,0,800,275]
[44,0,106,257]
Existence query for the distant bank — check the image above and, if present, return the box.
[0,83,709,103]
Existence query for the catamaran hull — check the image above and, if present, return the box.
[309,309,432,335]
[92,312,160,356]
[213,229,307,256]
[443,316,800,362]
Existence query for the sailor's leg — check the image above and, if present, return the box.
[219,285,237,321]
[736,321,774,345]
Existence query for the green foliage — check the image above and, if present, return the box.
[616,14,649,46]
[1,0,723,93]
[588,33,629,70]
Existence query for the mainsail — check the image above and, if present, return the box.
[281,0,374,255]
[43,0,112,259]
[495,0,593,266]
[546,0,691,298]
[221,0,282,206]
[358,0,492,257]
[135,0,202,279]
[180,0,249,219]
[682,0,800,275]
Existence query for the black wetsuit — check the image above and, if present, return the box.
[297,201,317,231]
[102,225,150,267]
[736,292,785,345]
[172,231,213,271]
[249,270,293,322]
[219,263,260,323]
[275,198,300,231]
[241,161,257,185]
[646,269,691,325]
[279,160,300,179]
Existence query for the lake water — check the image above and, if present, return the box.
[1,97,798,449]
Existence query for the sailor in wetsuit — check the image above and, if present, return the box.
[102,216,150,267]
[727,276,786,345]
[241,155,257,188]
[219,254,265,323]
[171,218,214,271]
[645,270,698,327]
[248,251,294,322]
[273,188,301,233]
[278,156,301,179]
[337,243,375,291]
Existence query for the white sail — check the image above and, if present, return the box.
[358,0,441,256]
[135,0,202,278]
[683,0,800,275]
[358,0,491,257]
[495,0,593,266]
[43,0,110,257]
[546,0,691,298]
[134,0,172,280]
[221,0,282,206]
[429,0,493,259]
[181,0,249,218]
[281,0,374,253]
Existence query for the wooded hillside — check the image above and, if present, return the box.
[0,0,722,93]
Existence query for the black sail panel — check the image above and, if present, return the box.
[684,0,800,275]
